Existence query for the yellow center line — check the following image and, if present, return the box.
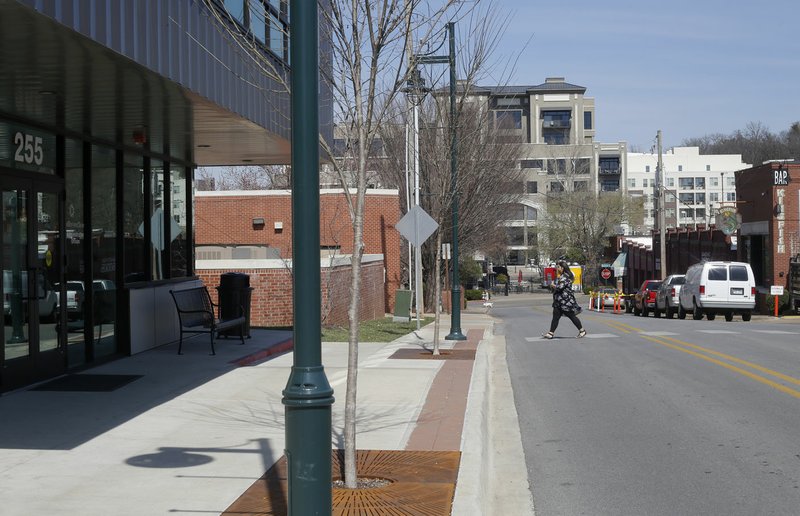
[641,335,800,400]
[655,335,800,388]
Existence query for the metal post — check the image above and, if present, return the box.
[282,4,334,515]
[657,130,666,279]
[444,22,465,341]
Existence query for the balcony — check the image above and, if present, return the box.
[542,119,571,128]
[599,167,621,175]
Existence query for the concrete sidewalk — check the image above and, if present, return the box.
[0,309,534,515]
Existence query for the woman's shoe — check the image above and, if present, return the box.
[577,329,587,338]
[541,331,554,340]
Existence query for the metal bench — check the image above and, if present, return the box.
[169,286,245,355]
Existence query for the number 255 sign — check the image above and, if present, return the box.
[13,131,44,166]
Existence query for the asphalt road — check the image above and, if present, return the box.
[498,294,800,516]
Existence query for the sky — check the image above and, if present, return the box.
[480,0,800,151]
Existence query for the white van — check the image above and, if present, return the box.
[678,261,755,321]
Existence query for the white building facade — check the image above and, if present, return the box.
[626,147,749,233]
[471,77,628,265]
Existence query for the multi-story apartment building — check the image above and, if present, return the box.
[627,147,749,233]
[469,77,627,264]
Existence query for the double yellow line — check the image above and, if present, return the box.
[599,318,800,399]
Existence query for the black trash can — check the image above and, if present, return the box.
[216,272,253,338]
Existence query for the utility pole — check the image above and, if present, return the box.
[657,130,666,280]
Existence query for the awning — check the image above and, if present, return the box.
[611,252,627,276]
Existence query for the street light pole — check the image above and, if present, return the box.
[282,3,334,514]
[415,22,465,341]
[657,130,666,279]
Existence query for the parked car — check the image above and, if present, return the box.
[678,261,755,321]
[3,270,58,322]
[55,281,85,320]
[654,274,686,319]
[633,279,663,317]
[596,287,621,309]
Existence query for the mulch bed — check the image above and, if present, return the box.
[222,449,461,515]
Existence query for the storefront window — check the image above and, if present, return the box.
[123,155,146,283]
[170,165,189,277]
[64,138,86,366]
[91,145,117,358]
[151,160,165,280]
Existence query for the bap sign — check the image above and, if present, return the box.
[774,167,789,186]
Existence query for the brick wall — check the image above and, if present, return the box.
[195,189,402,312]
[196,258,385,328]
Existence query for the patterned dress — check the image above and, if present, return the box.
[552,274,582,314]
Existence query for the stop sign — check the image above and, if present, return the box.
[601,268,612,280]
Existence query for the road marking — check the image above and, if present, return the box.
[583,333,617,339]
[751,330,798,335]
[638,331,678,336]
[696,330,739,334]
[640,335,800,399]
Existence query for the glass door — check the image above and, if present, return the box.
[1,176,65,391]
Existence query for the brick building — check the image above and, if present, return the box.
[194,189,402,327]
[736,162,800,292]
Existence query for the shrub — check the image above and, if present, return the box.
[496,273,508,284]
[465,289,483,301]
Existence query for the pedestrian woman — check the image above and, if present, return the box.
[542,260,587,339]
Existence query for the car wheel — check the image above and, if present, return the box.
[742,312,752,322]
[666,306,675,319]
[678,304,687,319]
[692,302,703,320]
[724,312,733,322]
[707,313,716,321]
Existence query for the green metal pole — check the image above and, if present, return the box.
[282,3,334,515]
[445,22,465,341]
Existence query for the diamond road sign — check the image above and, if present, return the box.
[396,205,438,247]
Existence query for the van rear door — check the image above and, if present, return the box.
[705,265,728,300]
[728,264,753,302]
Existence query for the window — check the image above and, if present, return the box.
[679,193,694,204]
[678,165,683,172]
[251,0,266,43]
[599,157,620,175]
[224,0,245,23]
[527,207,538,220]
[709,192,719,202]
[574,181,588,191]
[695,208,706,219]
[706,165,711,171]
[269,13,284,57]
[541,110,571,126]
[584,111,592,130]
[710,177,719,187]
[666,177,675,187]
[695,193,705,204]
[695,177,705,189]
[645,165,651,173]
[543,132,568,144]
[520,159,543,169]
[123,154,147,283]
[493,110,522,130]
[708,266,727,281]
[679,177,694,190]
[727,177,735,187]
[550,182,564,193]
[730,265,748,281]
[170,165,189,278]
[526,181,538,193]
[628,179,636,188]
[726,192,736,202]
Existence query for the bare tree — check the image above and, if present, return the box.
[195,165,291,190]
[540,190,643,287]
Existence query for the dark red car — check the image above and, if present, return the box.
[633,280,662,317]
